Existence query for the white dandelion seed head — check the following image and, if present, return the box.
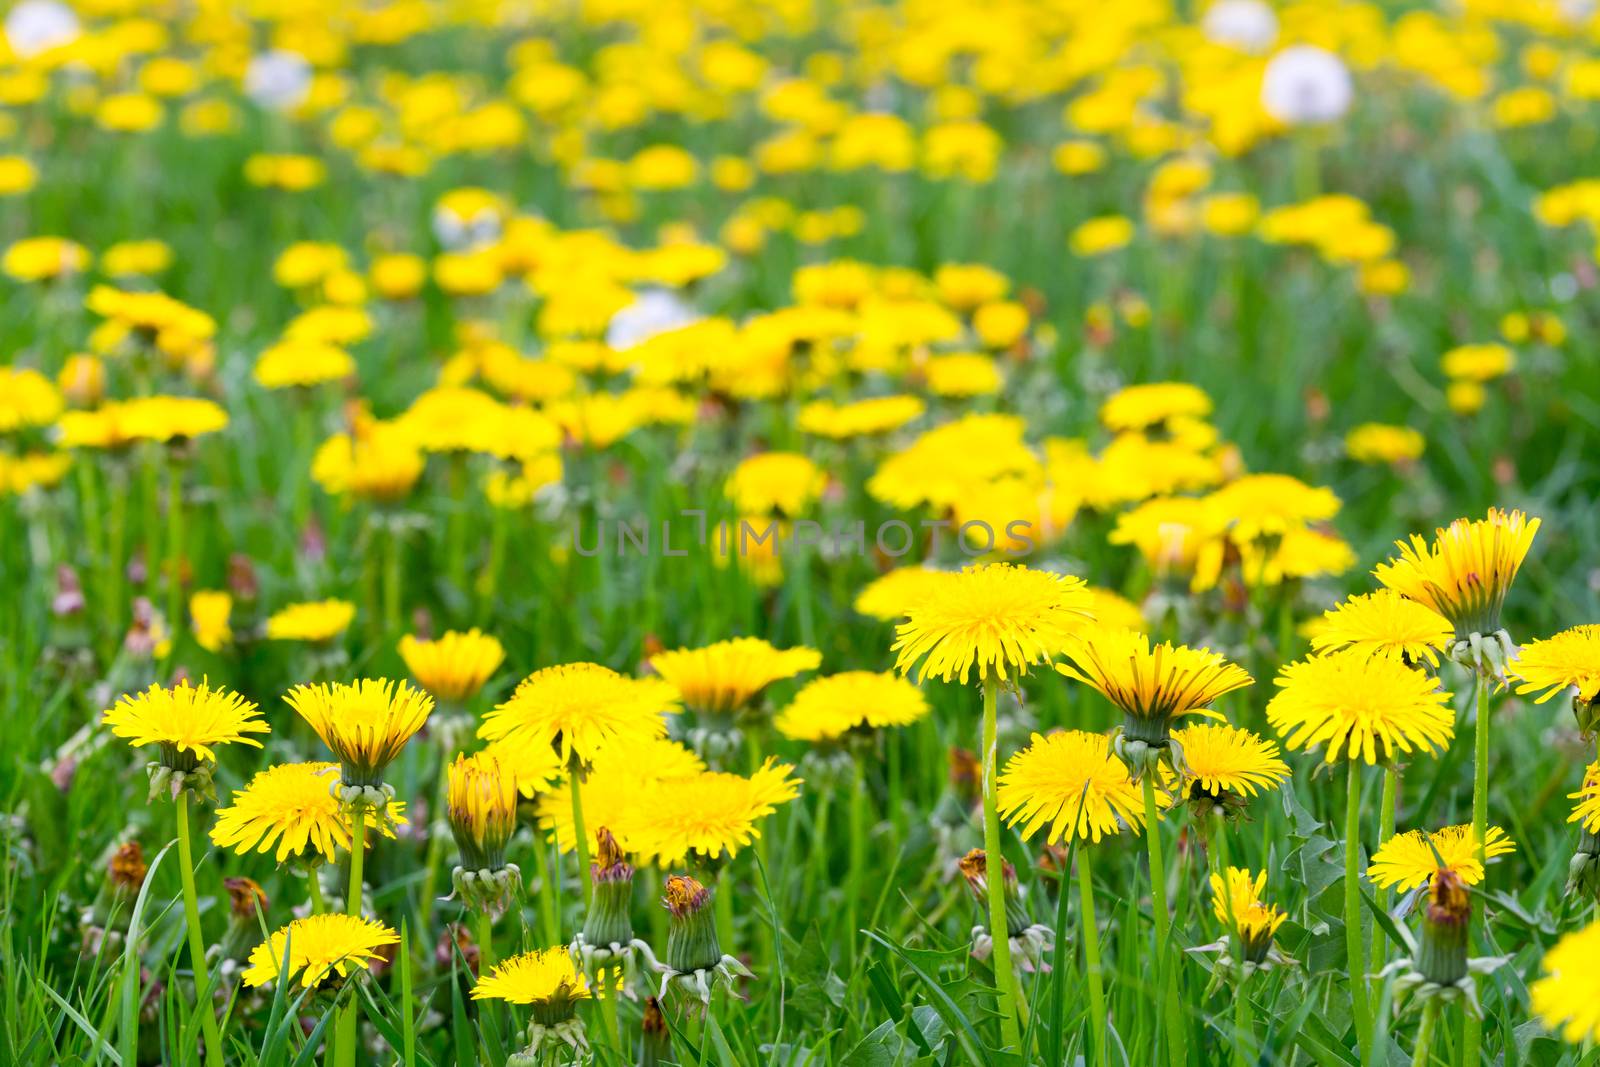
[244,50,313,112]
[5,0,80,59]
[1261,45,1353,126]
[1202,0,1278,54]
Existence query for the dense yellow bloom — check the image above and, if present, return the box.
[997,730,1145,844]
[1375,508,1539,638]
[923,352,1003,397]
[650,637,821,714]
[0,366,63,432]
[854,567,955,622]
[253,340,356,389]
[1069,215,1135,256]
[479,663,678,764]
[773,671,930,741]
[266,599,355,642]
[1210,867,1286,951]
[1345,422,1425,465]
[1057,628,1252,727]
[285,679,433,786]
[534,737,706,852]
[399,629,505,702]
[622,758,801,866]
[894,563,1092,684]
[211,762,406,863]
[311,424,425,502]
[1268,650,1455,765]
[797,394,925,438]
[102,680,267,766]
[473,948,591,1005]
[1099,381,1213,433]
[243,914,398,989]
[1172,723,1290,799]
[1512,626,1600,705]
[447,750,518,861]
[189,590,232,652]
[1367,824,1516,891]
[1533,920,1600,1045]
[724,451,827,516]
[1309,589,1455,667]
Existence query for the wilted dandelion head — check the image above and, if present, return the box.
[399,628,506,703]
[649,637,820,715]
[242,913,398,989]
[893,563,1092,684]
[1374,508,1539,640]
[1308,589,1455,667]
[478,662,678,765]
[997,730,1145,845]
[210,761,406,864]
[1366,824,1515,892]
[284,679,433,789]
[1267,650,1454,766]
[101,679,267,772]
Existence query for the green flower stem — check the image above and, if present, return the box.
[418,755,452,932]
[1346,760,1373,1065]
[529,836,560,946]
[307,868,327,914]
[175,791,225,1067]
[570,767,591,907]
[980,676,1023,1052]
[477,909,493,971]
[1142,773,1181,1067]
[334,808,368,1067]
[1412,997,1438,1066]
[165,454,184,651]
[1211,813,1251,1067]
[382,525,402,636]
[846,759,867,962]
[1373,767,1398,981]
[1077,846,1108,1067]
[1464,671,1491,1065]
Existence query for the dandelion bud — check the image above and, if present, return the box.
[657,874,752,1005]
[1574,691,1600,738]
[219,877,268,964]
[83,841,148,944]
[447,752,520,917]
[1417,869,1470,987]
[638,996,672,1067]
[1566,826,1600,900]
[582,828,635,948]
[958,849,1055,973]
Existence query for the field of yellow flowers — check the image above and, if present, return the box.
[4,0,1600,1064]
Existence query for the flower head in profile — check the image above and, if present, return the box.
[447,751,519,871]
[893,563,1093,684]
[1171,722,1290,817]
[1366,824,1516,892]
[1210,867,1287,964]
[1057,627,1251,773]
[265,599,355,643]
[1309,589,1455,667]
[102,680,267,798]
[623,758,801,867]
[649,638,820,715]
[399,628,505,703]
[211,761,406,864]
[1375,508,1539,675]
[1268,650,1454,765]
[243,914,399,989]
[1531,920,1600,1045]
[773,671,930,742]
[1512,625,1600,731]
[478,663,679,766]
[997,730,1145,844]
[285,679,433,795]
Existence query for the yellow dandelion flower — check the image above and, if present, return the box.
[1532,920,1600,1045]
[266,599,355,643]
[1268,650,1455,765]
[997,730,1145,844]
[101,679,267,768]
[724,451,827,516]
[1345,423,1424,465]
[210,762,406,863]
[1512,626,1600,705]
[243,914,398,989]
[189,590,232,653]
[253,340,356,389]
[854,567,955,622]
[1209,867,1287,960]
[285,679,433,787]
[1367,824,1516,891]
[1566,761,1600,832]
[893,563,1093,683]
[1099,381,1213,433]
[1171,723,1290,799]
[473,947,591,1006]
[773,671,931,742]
[1081,587,1146,633]
[649,638,821,715]
[1056,628,1252,736]
[478,663,679,765]
[622,758,801,866]
[399,629,506,703]
[1374,508,1539,640]
[1310,589,1455,667]
[447,750,518,867]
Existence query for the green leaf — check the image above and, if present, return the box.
[40,982,121,1066]
[861,930,992,1067]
